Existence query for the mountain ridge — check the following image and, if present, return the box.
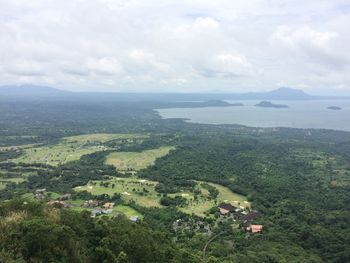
[0,85,348,101]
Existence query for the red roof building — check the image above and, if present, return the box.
[251,224,263,233]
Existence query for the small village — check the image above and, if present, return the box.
[173,202,263,238]
[34,188,262,233]
[34,188,141,222]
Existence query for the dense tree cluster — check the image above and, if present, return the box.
[0,200,198,263]
[139,134,350,262]
[160,195,187,206]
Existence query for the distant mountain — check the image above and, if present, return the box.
[255,101,289,108]
[262,87,310,100]
[220,87,312,100]
[0,85,348,102]
[0,85,75,102]
[0,85,70,97]
[327,106,342,110]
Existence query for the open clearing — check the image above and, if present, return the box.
[75,177,162,207]
[62,133,147,144]
[20,192,143,219]
[113,204,143,218]
[12,133,148,166]
[0,143,39,152]
[0,177,26,190]
[67,199,143,219]
[171,181,250,216]
[105,146,174,171]
[75,177,250,217]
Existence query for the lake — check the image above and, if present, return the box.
[157,100,350,132]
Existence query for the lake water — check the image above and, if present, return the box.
[157,100,350,132]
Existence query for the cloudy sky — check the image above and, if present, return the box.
[0,0,349,94]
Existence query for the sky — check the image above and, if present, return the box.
[0,0,349,94]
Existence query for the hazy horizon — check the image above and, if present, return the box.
[2,85,350,97]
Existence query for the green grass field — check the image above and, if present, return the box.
[0,177,26,190]
[67,198,143,219]
[170,181,250,216]
[0,143,39,152]
[63,133,148,144]
[20,194,143,219]
[0,182,6,190]
[105,146,174,171]
[208,182,249,208]
[114,204,143,219]
[75,177,250,217]
[75,177,162,207]
[12,133,148,166]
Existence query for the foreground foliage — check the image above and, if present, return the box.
[0,200,197,263]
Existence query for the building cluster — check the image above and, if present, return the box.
[173,217,212,236]
[218,203,263,234]
[34,188,46,200]
[47,200,71,208]
[91,207,113,218]
[33,189,141,222]
[81,200,115,218]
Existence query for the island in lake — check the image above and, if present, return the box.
[196,100,244,107]
[165,100,242,108]
[200,100,241,107]
[255,101,289,108]
[327,106,342,110]
[229,102,244,106]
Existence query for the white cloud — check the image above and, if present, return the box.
[128,49,171,73]
[5,59,46,76]
[85,57,122,75]
[0,0,349,93]
[270,26,348,68]
[177,16,220,32]
[196,53,252,79]
[271,26,337,49]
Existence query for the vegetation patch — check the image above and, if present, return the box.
[75,177,250,216]
[75,177,162,207]
[11,133,148,166]
[0,177,26,190]
[105,146,174,171]
[170,181,250,216]
[67,199,143,219]
[113,204,143,218]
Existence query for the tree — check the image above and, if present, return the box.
[116,251,130,263]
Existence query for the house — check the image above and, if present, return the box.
[251,225,263,233]
[103,202,114,209]
[34,189,46,200]
[35,188,46,194]
[58,194,71,201]
[34,193,45,200]
[83,200,99,208]
[218,203,236,215]
[241,210,263,232]
[91,209,103,218]
[130,215,140,222]
[245,224,263,233]
[241,210,262,227]
[102,209,113,214]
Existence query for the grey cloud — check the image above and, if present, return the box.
[0,0,349,93]
[197,69,242,79]
[271,25,350,69]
